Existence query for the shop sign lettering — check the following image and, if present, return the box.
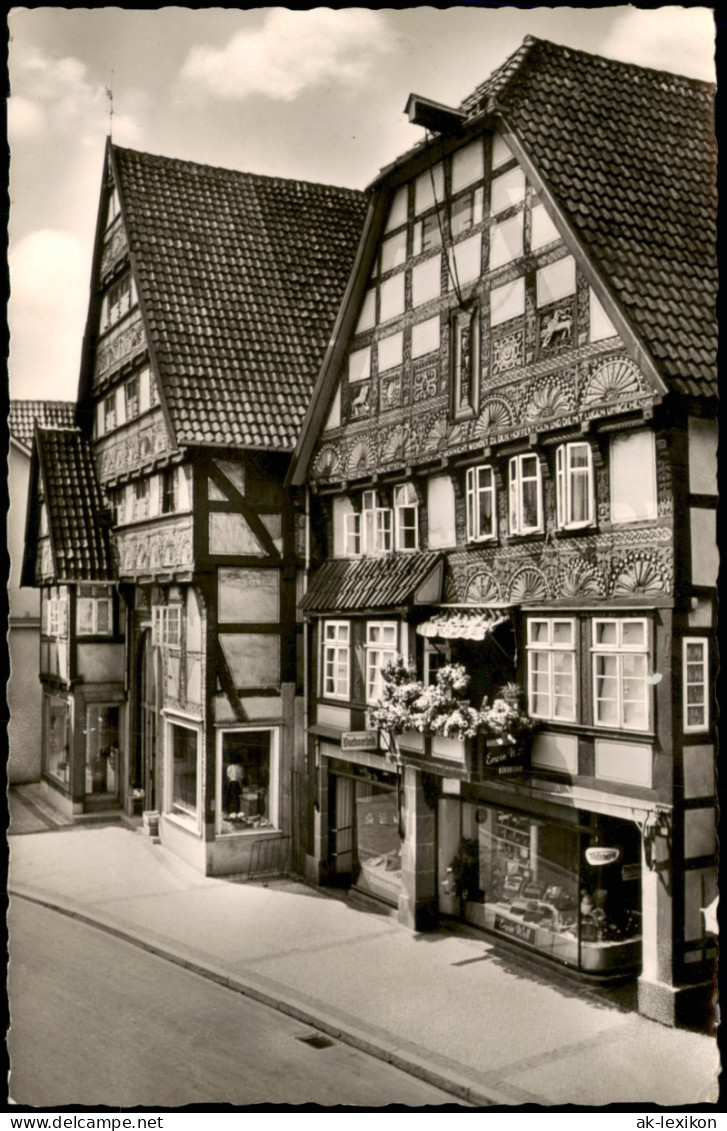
[494,915,536,945]
[341,730,379,753]
[585,846,621,866]
[483,743,525,776]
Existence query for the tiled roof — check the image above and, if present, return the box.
[112,146,368,449]
[301,552,442,614]
[9,401,76,450]
[36,428,114,581]
[461,37,717,396]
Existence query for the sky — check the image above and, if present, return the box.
[7,5,717,403]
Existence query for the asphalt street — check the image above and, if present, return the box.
[8,899,465,1109]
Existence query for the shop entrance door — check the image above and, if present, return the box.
[137,630,157,811]
[329,775,354,883]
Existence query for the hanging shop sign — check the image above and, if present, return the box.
[482,740,527,776]
[341,730,379,753]
[585,846,621,866]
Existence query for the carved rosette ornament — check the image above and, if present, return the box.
[381,423,409,465]
[474,397,514,441]
[581,357,643,409]
[509,566,549,604]
[524,376,575,425]
[346,438,375,479]
[312,445,341,481]
[611,551,670,596]
[465,570,502,605]
[558,556,605,598]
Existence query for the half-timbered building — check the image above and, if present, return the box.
[23,143,367,874]
[288,39,717,1025]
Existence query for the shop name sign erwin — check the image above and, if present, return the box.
[342,731,379,752]
[585,846,621,866]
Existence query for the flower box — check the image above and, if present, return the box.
[431,733,468,763]
[397,729,426,753]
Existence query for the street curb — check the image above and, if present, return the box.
[10,886,528,1109]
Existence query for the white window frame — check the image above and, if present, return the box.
[215,725,280,837]
[344,512,361,557]
[394,484,418,552]
[424,640,451,685]
[322,620,350,700]
[375,508,393,553]
[683,638,709,733]
[508,453,543,535]
[164,716,202,832]
[591,618,650,732]
[77,587,113,636]
[103,393,117,434]
[555,442,595,530]
[365,622,398,705]
[152,605,181,649]
[526,618,577,722]
[466,465,497,541]
[47,595,59,636]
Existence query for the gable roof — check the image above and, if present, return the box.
[461,37,716,397]
[22,427,115,585]
[288,36,716,486]
[9,400,77,453]
[106,146,368,450]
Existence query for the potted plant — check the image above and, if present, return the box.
[477,682,537,775]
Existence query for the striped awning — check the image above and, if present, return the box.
[417,607,510,641]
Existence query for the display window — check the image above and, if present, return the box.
[166,720,200,825]
[43,694,71,788]
[84,703,120,799]
[329,769,402,907]
[442,802,641,974]
[217,727,279,835]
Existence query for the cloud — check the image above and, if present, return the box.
[8,229,90,400]
[8,43,141,146]
[600,6,715,81]
[179,8,393,102]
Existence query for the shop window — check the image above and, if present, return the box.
[366,622,398,703]
[424,640,450,685]
[77,586,113,636]
[683,638,709,733]
[592,618,650,732]
[167,721,199,822]
[555,442,594,529]
[218,728,278,834]
[527,619,577,721]
[43,694,71,788]
[508,453,543,534]
[124,376,140,421]
[152,605,181,649]
[84,704,120,799]
[322,621,350,699]
[394,483,418,551]
[449,804,642,970]
[466,465,497,541]
[610,431,657,523]
[104,392,117,434]
[451,307,480,419]
[161,467,178,514]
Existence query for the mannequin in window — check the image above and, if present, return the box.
[225,757,244,815]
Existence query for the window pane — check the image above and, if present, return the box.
[171,725,198,815]
[78,599,94,635]
[571,467,590,523]
[552,621,573,646]
[221,730,272,829]
[622,621,646,647]
[529,620,549,643]
[522,479,539,529]
[595,621,617,646]
[686,642,705,664]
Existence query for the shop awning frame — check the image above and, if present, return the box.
[416,605,511,641]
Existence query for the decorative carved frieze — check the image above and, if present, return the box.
[94,314,146,382]
[538,301,575,357]
[380,370,402,411]
[412,362,439,404]
[491,330,523,376]
[524,372,576,425]
[115,518,194,578]
[96,414,173,484]
[100,218,128,279]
